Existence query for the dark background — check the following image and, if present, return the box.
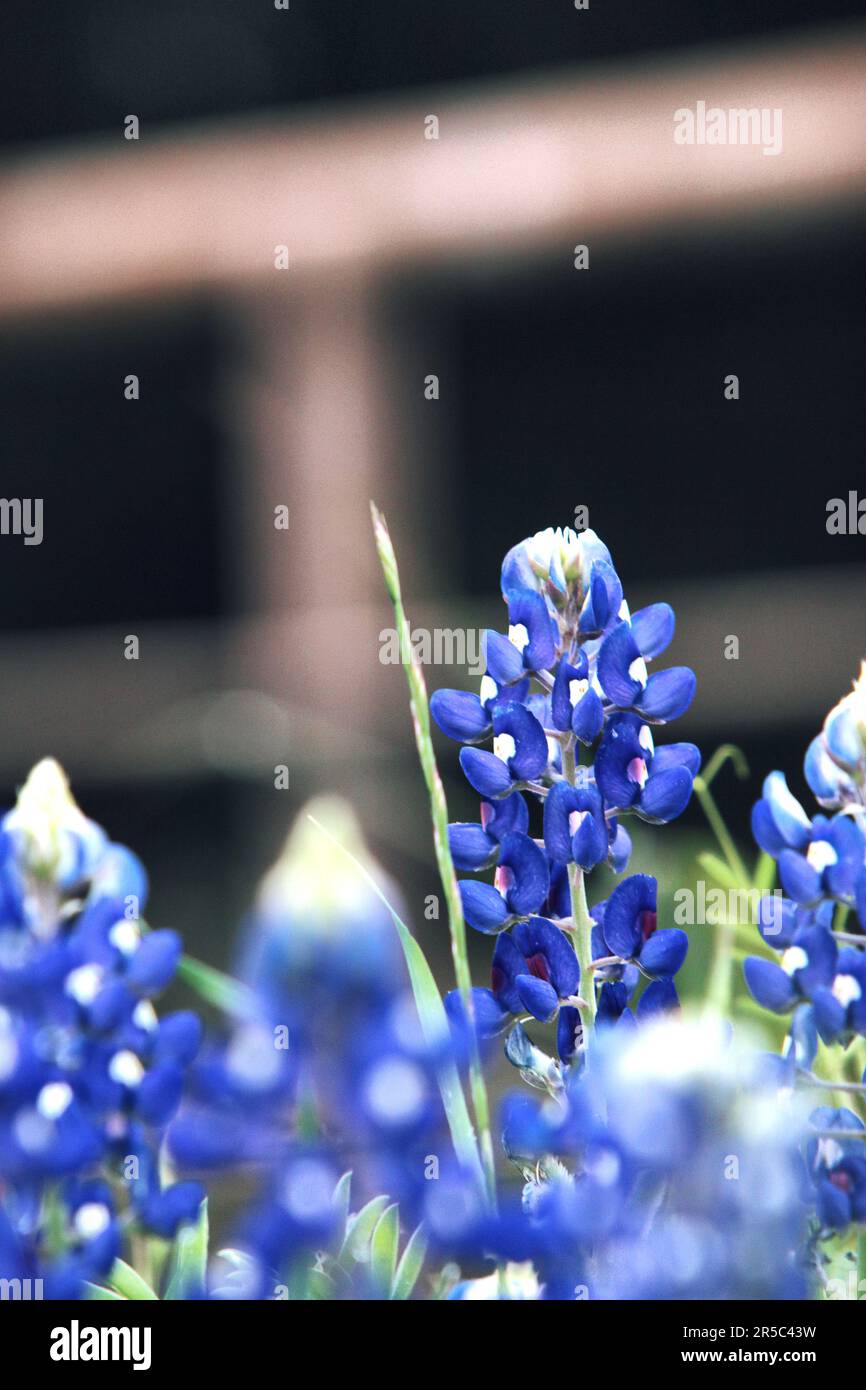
[0,1,862,977]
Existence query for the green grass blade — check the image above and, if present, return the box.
[308,813,487,1201]
[370,1203,400,1291]
[83,1282,126,1300]
[391,1222,428,1300]
[177,956,258,1019]
[370,502,497,1207]
[104,1258,159,1302]
[163,1199,209,1300]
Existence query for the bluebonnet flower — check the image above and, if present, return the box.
[744,667,866,1269]
[484,916,581,1023]
[457,832,549,933]
[752,772,864,906]
[431,524,697,1084]
[593,874,689,979]
[169,799,455,1295]
[0,760,206,1297]
[495,1017,810,1299]
[744,922,838,1017]
[807,1107,866,1231]
[804,662,866,810]
[543,781,608,871]
[595,714,700,825]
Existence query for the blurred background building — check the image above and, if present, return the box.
[0,1,863,983]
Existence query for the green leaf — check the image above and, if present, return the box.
[391,1222,428,1300]
[177,956,258,1019]
[307,1265,337,1300]
[370,1203,400,1291]
[104,1258,159,1302]
[696,851,741,891]
[83,1281,126,1301]
[331,1171,353,1236]
[754,851,777,894]
[308,815,487,1200]
[338,1195,391,1269]
[164,1199,209,1300]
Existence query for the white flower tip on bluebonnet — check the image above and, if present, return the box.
[828,659,866,746]
[524,525,610,591]
[449,1260,541,1301]
[3,757,107,885]
[255,795,398,937]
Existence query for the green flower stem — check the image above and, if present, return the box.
[694,766,750,1017]
[692,774,750,885]
[370,504,497,1209]
[700,743,749,791]
[562,742,596,1043]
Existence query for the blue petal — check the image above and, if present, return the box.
[639,929,688,977]
[484,630,526,687]
[514,916,580,998]
[638,766,693,823]
[752,799,788,856]
[762,772,811,850]
[597,981,630,1026]
[138,1181,205,1239]
[556,1005,581,1062]
[508,591,557,672]
[543,782,578,864]
[778,849,821,905]
[494,703,549,781]
[126,930,181,996]
[515,973,559,1022]
[154,1011,203,1067]
[580,560,623,634]
[499,833,549,917]
[448,823,498,871]
[597,622,643,706]
[636,667,696,723]
[482,792,530,840]
[459,747,513,798]
[572,689,604,744]
[825,707,862,769]
[793,925,837,994]
[572,812,607,872]
[631,603,675,659]
[444,987,508,1040]
[602,874,655,959]
[811,986,847,1044]
[826,815,866,898]
[805,736,851,805]
[551,656,588,731]
[491,931,527,1011]
[756,893,797,947]
[650,742,701,778]
[136,1064,184,1125]
[459,880,509,934]
[595,714,643,810]
[636,977,680,1018]
[430,689,491,742]
[743,957,797,1013]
